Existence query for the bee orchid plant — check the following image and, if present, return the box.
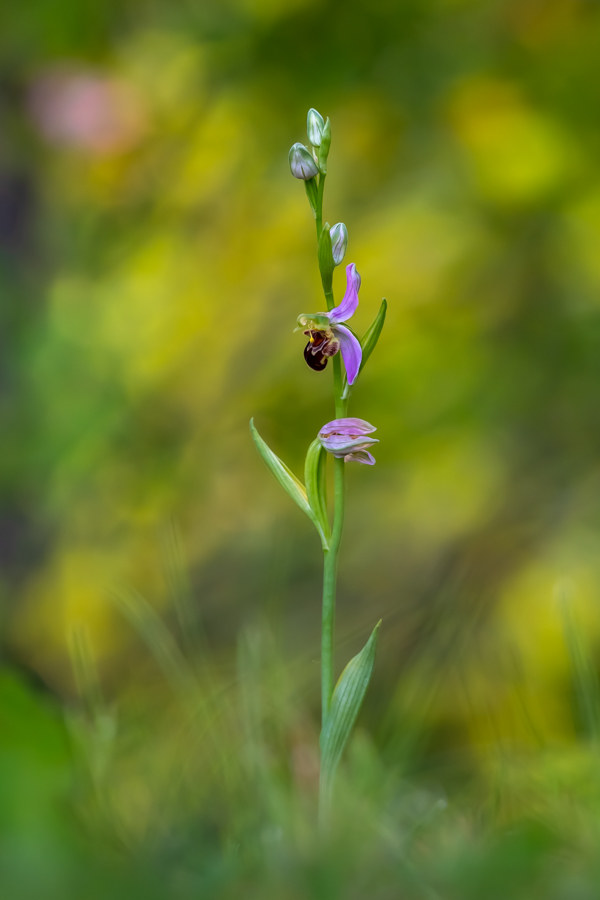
[251,108,387,821]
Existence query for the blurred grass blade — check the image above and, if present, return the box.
[111,588,236,784]
[304,438,331,545]
[250,419,329,549]
[559,588,600,744]
[237,626,266,779]
[67,625,117,791]
[320,620,381,800]
[160,519,202,656]
[68,624,104,719]
[111,587,198,704]
[360,298,387,374]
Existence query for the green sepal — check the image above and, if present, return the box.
[320,620,381,797]
[318,117,331,174]
[304,177,318,218]
[304,438,331,545]
[250,419,330,550]
[318,222,334,294]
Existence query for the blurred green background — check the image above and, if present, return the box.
[4,0,600,895]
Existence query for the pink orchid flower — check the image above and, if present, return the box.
[297,263,362,385]
[318,417,378,465]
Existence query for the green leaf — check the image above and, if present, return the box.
[318,222,334,295]
[341,299,387,399]
[318,117,331,173]
[304,177,318,218]
[320,620,381,798]
[304,438,331,545]
[250,419,330,550]
[360,297,387,373]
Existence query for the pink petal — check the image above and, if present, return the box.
[344,450,376,465]
[319,417,377,437]
[334,324,362,385]
[320,435,379,454]
[329,263,361,323]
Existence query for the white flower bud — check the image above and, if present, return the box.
[330,222,348,265]
[307,108,325,147]
[289,142,319,180]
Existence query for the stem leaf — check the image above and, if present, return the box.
[318,222,334,295]
[318,117,331,174]
[250,419,329,550]
[320,620,381,797]
[360,297,387,373]
[304,177,318,219]
[341,298,387,399]
[304,438,331,545]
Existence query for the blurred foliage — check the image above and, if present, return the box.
[4,0,600,894]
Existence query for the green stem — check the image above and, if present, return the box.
[332,347,346,418]
[316,173,326,240]
[316,170,349,802]
[321,454,345,727]
[320,304,349,732]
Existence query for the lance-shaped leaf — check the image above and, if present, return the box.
[318,221,334,295]
[318,117,331,173]
[304,438,330,544]
[320,620,381,799]
[250,419,329,550]
[360,297,387,374]
[304,177,318,219]
[342,298,387,398]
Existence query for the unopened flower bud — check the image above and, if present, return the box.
[289,142,319,180]
[307,108,325,147]
[330,223,348,265]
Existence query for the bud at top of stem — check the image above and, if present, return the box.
[330,223,348,265]
[289,142,319,180]
[307,108,325,147]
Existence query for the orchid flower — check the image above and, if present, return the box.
[297,263,363,384]
[319,417,378,465]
